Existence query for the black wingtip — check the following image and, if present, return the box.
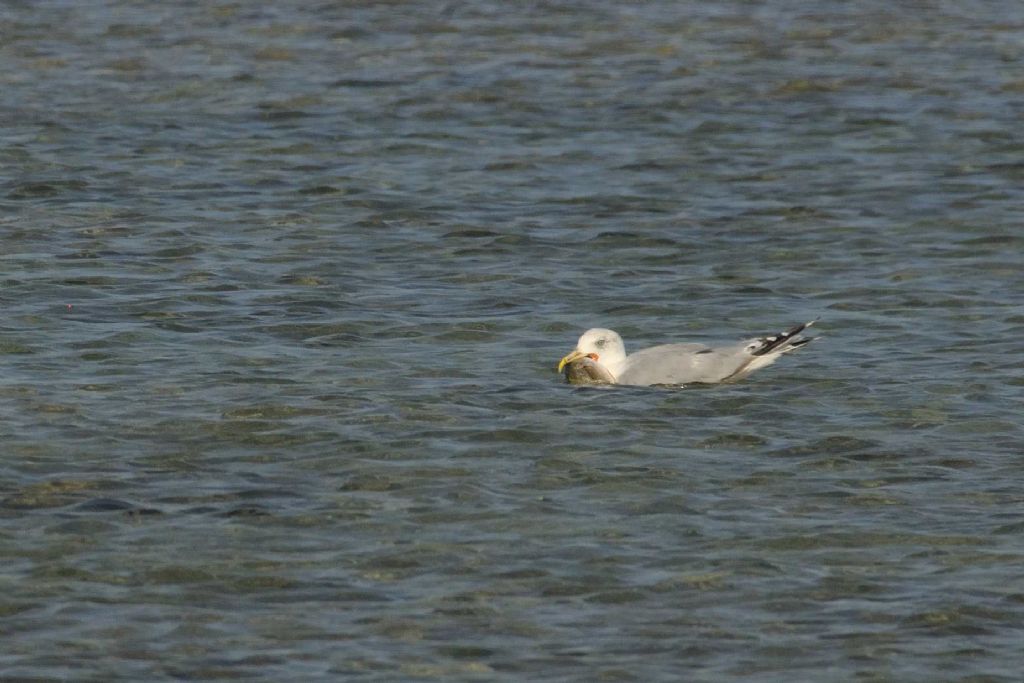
[750,319,819,356]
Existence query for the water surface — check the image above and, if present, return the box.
[2,2,1023,681]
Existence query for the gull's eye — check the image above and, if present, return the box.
[595,339,607,349]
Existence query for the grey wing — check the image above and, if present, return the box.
[616,343,751,386]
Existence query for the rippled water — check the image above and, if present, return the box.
[2,1,1023,680]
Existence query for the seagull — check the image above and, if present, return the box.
[557,320,817,386]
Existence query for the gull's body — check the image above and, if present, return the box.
[557,321,817,387]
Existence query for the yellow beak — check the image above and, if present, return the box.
[557,350,587,373]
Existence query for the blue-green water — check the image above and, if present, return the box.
[2,2,1023,680]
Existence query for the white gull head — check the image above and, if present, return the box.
[557,328,627,377]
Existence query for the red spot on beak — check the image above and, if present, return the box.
[587,353,599,361]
